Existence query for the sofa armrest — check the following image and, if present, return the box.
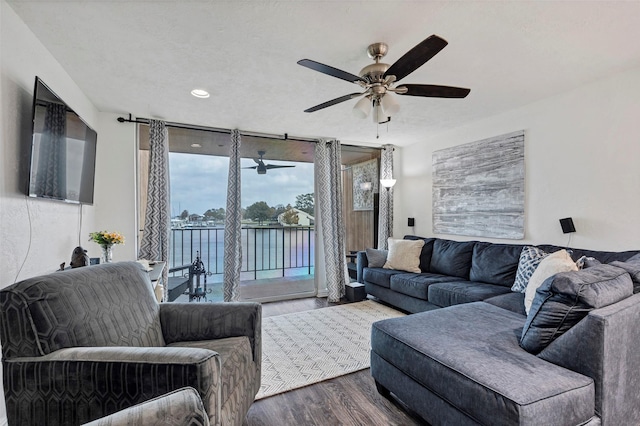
[539,293,640,425]
[159,302,261,363]
[82,387,210,426]
[3,346,221,425]
[357,250,368,283]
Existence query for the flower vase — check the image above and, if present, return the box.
[101,245,114,263]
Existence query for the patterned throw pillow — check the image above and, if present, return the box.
[511,246,548,293]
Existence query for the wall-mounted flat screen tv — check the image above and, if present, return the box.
[27,77,97,204]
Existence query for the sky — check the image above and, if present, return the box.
[169,152,314,217]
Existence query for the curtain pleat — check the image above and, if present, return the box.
[138,120,171,299]
[377,144,394,249]
[316,139,348,302]
[223,130,242,302]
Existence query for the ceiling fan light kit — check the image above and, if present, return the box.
[298,34,470,136]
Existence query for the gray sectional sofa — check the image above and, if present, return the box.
[357,236,640,425]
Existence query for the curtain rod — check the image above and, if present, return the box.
[116,114,381,150]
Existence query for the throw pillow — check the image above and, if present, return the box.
[524,249,578,315]
[520,264,633,354]
[610,254,640,293]
[511,246,548,293]
[365,248,388,268]
[383,238,425,273]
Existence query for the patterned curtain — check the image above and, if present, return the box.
[223,130,242,302]
[138,120,171,299]
[35,103,67,198]
[316,139,348,302]
[377,144,394,250]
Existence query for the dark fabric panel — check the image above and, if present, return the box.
[538,293,640,425]
[389,273,458,300]
[364,282,440,314]
[483,292,526,316]
[371,303,595,425]
[403,235,436,272]
[520,265,633,354]
[469,242,523,287]
[430,239,476,278]
[362,267,402,289]
[428,281,510,307]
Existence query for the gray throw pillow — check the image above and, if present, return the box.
[511,246,548,293]
[520,264,633,354]
[366,248,388,268]
[610,254,640,293]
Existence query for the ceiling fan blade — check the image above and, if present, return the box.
[265,164,296,170]
[298,59,366,84]
[253,158,261,165]
[304,92,364,113]
[242,166,258,170]
[384,35,448,82]
[398,84,470,98]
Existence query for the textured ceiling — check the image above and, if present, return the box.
[8,1,640,147]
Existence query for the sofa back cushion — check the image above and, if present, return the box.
[537,245,640,264]
[403,235,436,272]
[0,262,165,358]
[430,239,476,279]
[520,264,633,354]
[469,243,523,287]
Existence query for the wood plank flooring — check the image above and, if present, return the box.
[244,297,428,426]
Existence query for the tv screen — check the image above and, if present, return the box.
[27,77,97,204]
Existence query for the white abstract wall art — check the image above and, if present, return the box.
[352,159,378,211]
[432,130,525,239]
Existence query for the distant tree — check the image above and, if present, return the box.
[295,193,314,216]
[204,207,225,221]
[281,208,299,225]
[244,201,273,225]
[272,204,287,217]
[179,209,189,220]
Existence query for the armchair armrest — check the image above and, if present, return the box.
[3,346,221,425]
[159,302,262,363]
[357,250,368,283]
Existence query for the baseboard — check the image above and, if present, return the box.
[316,288,328,298]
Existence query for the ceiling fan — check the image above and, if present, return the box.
[297,34,470,123]
[243,151,296,175]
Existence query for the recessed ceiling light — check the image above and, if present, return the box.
[190,89,210,98]
[191,143,202,148]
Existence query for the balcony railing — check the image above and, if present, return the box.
[169,226,315,281]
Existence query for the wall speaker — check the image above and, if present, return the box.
[408,218,415,227]
[559,217,576,234]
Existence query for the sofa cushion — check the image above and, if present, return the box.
[511,246,548,293]
[365,248,388,268]
[470,242,523,287]
[403,236,436,272]
[427,281,511,307]
[483,292,526,316]
[430,239,475,279]
[524,249,578,314]
[371,303,595,426]
[537,245,640,264]
[363,268,403,289]
[389,273,459,300]
[521,265,633,354]
[383,238,425,273]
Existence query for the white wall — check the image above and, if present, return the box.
[395,66,640,252]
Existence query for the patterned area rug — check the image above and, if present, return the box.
[256,300,405,399]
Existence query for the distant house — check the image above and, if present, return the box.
[277,208,314,226]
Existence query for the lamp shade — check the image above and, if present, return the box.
[352,97,371,119]
[380,178,396,188]
[381,93,400,116]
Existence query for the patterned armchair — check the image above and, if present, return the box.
[0,262,261,426]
